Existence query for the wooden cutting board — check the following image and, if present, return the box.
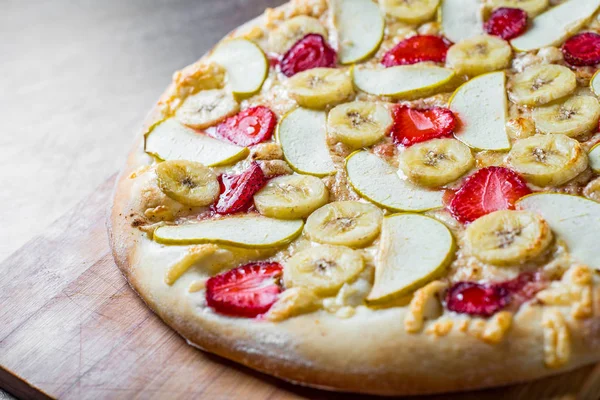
[1,175,599,400]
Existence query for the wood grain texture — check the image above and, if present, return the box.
[0,176,599,400]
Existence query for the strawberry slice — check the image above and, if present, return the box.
[214,162,267,214]
[446,272,546,317]
[390,106,456,146]
[562,32,600,66]
[280,33,337,77]
[446,281,510,317]
[215,106,276,147]
[484,7,528,41]
[449,166,531,224]
[381,35,451,67]
[206,262,283,318]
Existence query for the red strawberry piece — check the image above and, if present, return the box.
[446,281,510,317]
[381,35,451,67]
[206,262,283,318]
[215,106,277,147]
[449,166,531,224]
[498,271,547,307]
[390,106,456,146]
[562,32,600,66]
[484,7,528,41]
[214,162,267,214]
[280,33,337,77]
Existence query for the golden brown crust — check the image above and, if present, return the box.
[108,4,600,396]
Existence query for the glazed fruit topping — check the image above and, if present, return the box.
[484,8,528,41]
[215,106,276,146]
[449,166,531,224]
[280,33,337,77]
[446,272,545,317]
[446,281,509,317]
[381,35,451,67]
[214,162,267,214]
[206,262,283,318]
[562,32,600,66]
[390,106,456,146]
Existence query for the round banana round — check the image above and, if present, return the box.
[175,89,239,129]
[446,35,512,77]
[486,0,549,17]
[283,245,365,296]
[327,101,392,148]
[268,16,328,54]
[532,95,600,138]
[508,64,576,106]
[253,174,329,219]
[507,134,588,187]
[155,160,220,206]
[304,201,383,248]
[466,210,553,265]
[398,138,475,187]
[379,0,441,24]
[286,68,354,109]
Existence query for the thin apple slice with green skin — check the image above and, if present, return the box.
[333,0,384,65]
[440,0,483,43]
[346,150,444,212]
[449,72,510,151]
[591,70,600,97]
[153,215,304,248]
[511,0,600,52]
[210,39,268,98]
[518,193,600,270]
[145,119,248,167]
[589,143,600,174]
[352,65,455,99]
[366,213,455,304]
[277,107,336,177]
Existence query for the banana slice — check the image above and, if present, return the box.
[466,210,552,265]
[287,68,354,109]
[532,95,600,138]
[155,160,220,206]
[486,0,548,17]
[398,138,475,187]
[283,245,365,295]
[327,101,392,148]
[380,0,440,24]
[175,89,239,129]
[508,64,576,107]
[254,174,329,219]
[446,35,512,76]
[507,134,588,187]
[268,16,328,54]
[304,201,383,248]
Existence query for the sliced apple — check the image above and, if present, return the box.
[591,70,600,97]
[346,150,444,212]
[333,0,384,64]
[440,0,484,43]
[449,72,510,151]
[518,193,600,270]
[145,118,248,167]
[367,213,455,304]
[153,215,304,248]
[511,0,600,52]
[352,65,455,99]
[277,107,336,177]
[210,38,268,97]
[589,143,600,174]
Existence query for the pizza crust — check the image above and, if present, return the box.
[108,3,600,396]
